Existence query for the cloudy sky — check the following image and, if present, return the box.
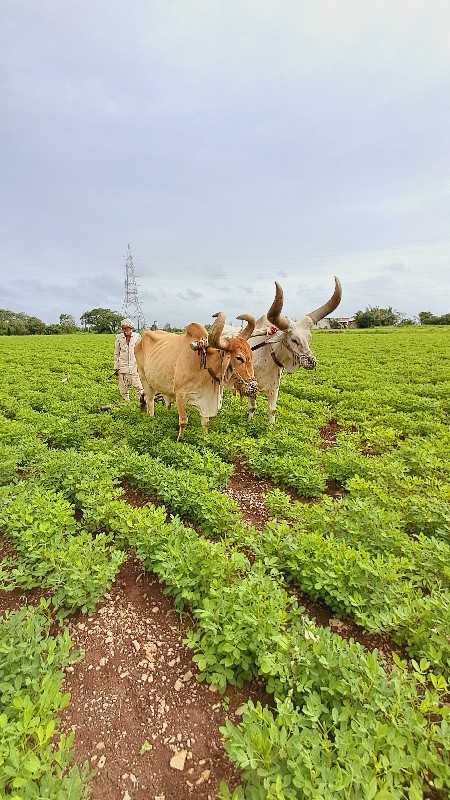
[1,0,449,327]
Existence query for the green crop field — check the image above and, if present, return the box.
[0,326,449,799]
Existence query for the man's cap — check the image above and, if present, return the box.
[120,318,134,329]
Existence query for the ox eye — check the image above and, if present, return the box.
[291,338,300,346]
[236,355,245,363]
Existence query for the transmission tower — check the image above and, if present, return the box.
[121,244,147,331]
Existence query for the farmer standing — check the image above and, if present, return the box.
[114,319,145,405]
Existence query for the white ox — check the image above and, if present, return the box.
[226,277,342,423]
[135,313,257,440]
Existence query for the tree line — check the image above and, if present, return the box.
[0,308,175,336]
[0,308,120,335]
[0,305,449,336]
[353,307,450,328]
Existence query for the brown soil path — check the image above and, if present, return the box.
[60,557,269,800]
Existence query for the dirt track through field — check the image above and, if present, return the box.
[59,556,270,800]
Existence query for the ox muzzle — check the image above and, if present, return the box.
[301,354,317,370]
[233,374,258,398]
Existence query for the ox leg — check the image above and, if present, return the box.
[177,425,186,441]
[144,385,156,416]
[267,388,279,424]
[200,416,209,436]
[176,397,188,441]
[247,396,257,420]
[147,394,156,416]
[137,374,151,415]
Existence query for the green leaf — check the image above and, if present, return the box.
[23,752,41,774]
[12,776,28,788]
[366,777,377,799]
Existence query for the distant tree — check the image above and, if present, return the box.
[354,306,403,328]
[150,320,158,330]
[418,311,450,325]
[0,309,24,335]
[328,318,342,329]
[26,316,47,335]
[398,318,417,326]
[0,309,47,335]
[163,322,172,332]
[418,311,434,325]
[80,308,122,333]
[59,313,77,331]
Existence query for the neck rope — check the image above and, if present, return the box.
[251,335,284,370]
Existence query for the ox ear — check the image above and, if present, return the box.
[220,353,232,381]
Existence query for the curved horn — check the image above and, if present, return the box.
[307,276,342,324]
[236,314,256,340]
[208,312,229,350]
[267,281,290,331]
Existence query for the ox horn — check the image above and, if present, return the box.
[208,312,228,350]
[307,276,342,324]
[267,282,290,331]
[236,314,256,340]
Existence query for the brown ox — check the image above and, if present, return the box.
[135,313,257,440]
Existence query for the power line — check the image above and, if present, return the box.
[1,236,448,270]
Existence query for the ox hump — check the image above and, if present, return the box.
[185,322,208,341]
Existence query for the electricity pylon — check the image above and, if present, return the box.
[121,244,147,331]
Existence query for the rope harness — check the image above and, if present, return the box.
[250,327,282,369]
[191,338,220,379]
[253,342,284,369]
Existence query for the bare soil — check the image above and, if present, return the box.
[60,556,270,800]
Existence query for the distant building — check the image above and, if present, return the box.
[314,316,356,329]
